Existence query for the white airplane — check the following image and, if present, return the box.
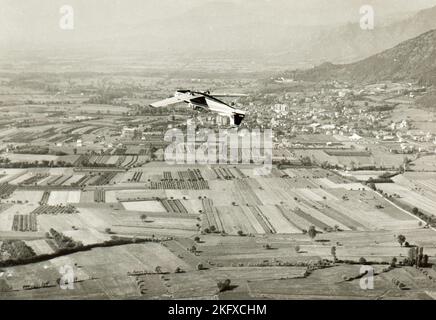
[150,90,247,126]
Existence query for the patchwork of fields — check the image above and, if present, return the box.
[375,173,436,217]
[0,164,434,300]
[0,166,425,237]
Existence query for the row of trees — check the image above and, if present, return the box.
[0,159,73,168]
[49,228,83,250]
[0,240,36,261]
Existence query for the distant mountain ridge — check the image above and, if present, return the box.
[271,5,436,66]
[288,29,436,85]
[4,1,436,72]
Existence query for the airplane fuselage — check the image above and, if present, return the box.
[152,89,246,126]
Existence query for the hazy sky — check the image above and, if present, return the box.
[2,0,436,53]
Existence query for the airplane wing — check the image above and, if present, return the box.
[150,90,247,126]
[205,98,234,114]
[150,96,183,108]
[212,93,248,98]
[149,94,192,108]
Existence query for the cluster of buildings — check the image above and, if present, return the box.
[239,81,436,156]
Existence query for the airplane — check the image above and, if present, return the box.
[150,90,247,126]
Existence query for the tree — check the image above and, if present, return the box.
[217,279,231,292]
[196,263,204,271]
[397,234,406,247]
[359,257,367,265]
[417,247,424,267]
[331,246,337,261]
[194,236,200,243]
[390,257,397,268]
[140,214,147,222]
[105,228,112,234]
[412,207,419,215]
[155,266,162,274]
[308,226,317,240]
[423,254,429,267]
[408,248,416,264]
[300,156,312,166]
[295,245,300,253]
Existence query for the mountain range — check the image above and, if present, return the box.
[272,4,436,66]
[288,29,436,85]
[98,3,436,67]
[4,1,436,68]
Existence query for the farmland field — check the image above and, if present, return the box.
[25,239,55,255]
[9,190,44,203]
[121,200,166,212]
[376,178,436,216]
[47,191,81,205]
[0,163,434,300]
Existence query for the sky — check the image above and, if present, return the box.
[1,0,436,54]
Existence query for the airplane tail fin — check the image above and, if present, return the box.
[233,112,245,126]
